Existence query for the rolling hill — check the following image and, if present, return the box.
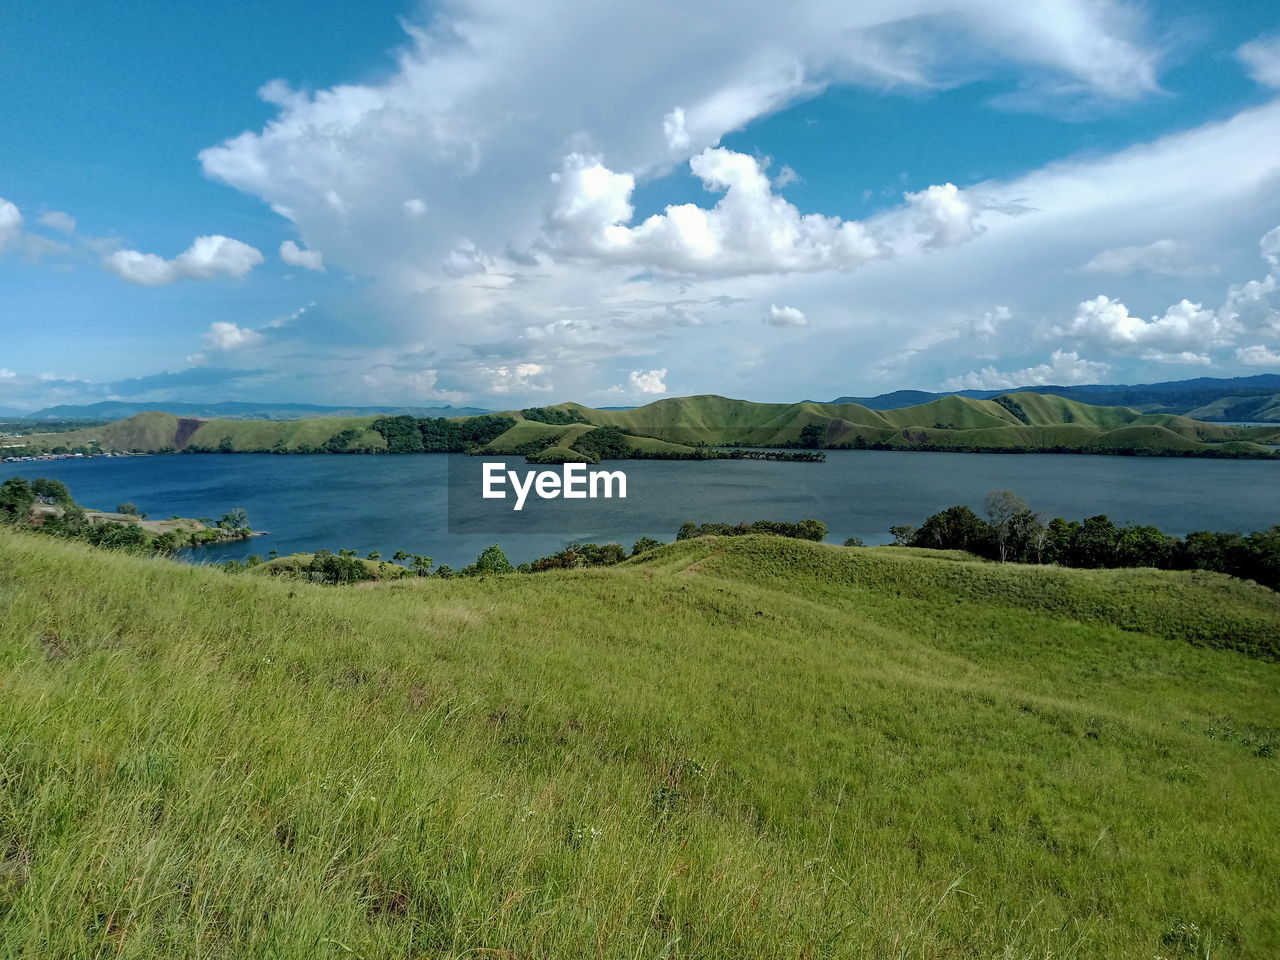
[828,373,1280,420]
[10,392,1280,459]
[17,400,490,421]
[1,527,1276,957]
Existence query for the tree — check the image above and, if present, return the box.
[888,524,916,546]
[434,564,453,579]
[31,478,72,504]
[411,555,434,577]
[984,490,1030,562]
[631,536,663,556]
[0,478,35,523]
[470,544,514,575]
[306,553,373,584]
[392,550,410,563]
[367,550,381,561]
[117,501,139,516]
[798,423,825,449]
[571,426,630,460]
[217,508,250,531]
[370,415,424,453]
[910,506,992,554]
[843,536,865,547]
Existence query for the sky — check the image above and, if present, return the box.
[2,0,1280,411]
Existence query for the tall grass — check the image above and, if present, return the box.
[0,529,1276,958]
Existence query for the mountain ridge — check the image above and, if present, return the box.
[823,373,1280,420]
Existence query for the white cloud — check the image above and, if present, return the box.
[1080,239,1206,277]
[1262,225,1280,268]
[0,198,21,251]
[203,321,265,352]
[279,239,325,271]
[764,304,807,327]
[37,210,76,234]
[1139,350,1212,365]
[199,0,1158,284]
[548,147,895,275]
[904,183,985,249]
[968,305,1012,339]
[1239,36,1280,89]
[662,107,691,151]
[153,1,1280,402]
[1058,295,1237,356]
[403,198,428,217]
[186,320,267,365]
[104,235,264,285]
[1236,344,1280,366]
[945,350,1110,390]
[628,368,668,394]
[485,362,551,394]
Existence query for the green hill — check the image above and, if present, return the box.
[1183,393,1280,422]
[1,528,1277,958]
[11,393,1280,460]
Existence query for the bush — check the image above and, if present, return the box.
[676,519,828,543]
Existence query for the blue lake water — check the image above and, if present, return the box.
[5,451,1278,569]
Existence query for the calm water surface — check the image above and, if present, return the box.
[5,452,1278,568]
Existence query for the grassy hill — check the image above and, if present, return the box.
[12,392,1280,459]
[0,528,1277,958]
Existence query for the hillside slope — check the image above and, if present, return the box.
[826,374,1280,420]
[1,530,1277,958]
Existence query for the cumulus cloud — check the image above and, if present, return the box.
[548,147,896,275]
[764,304,807,327]
[186,321,267,364]
[944,350,1110,390]
[37,210,76,234]
[904,183,985,249]
[1080,239,1207,277]
[279,239,325,271]
[628,368,668,393]
[1239,36,1280,89]
[1236,344,1280,365]
[199,0,1157,283]
[403,198,428,217]
[203,321,265,352]
[1057,295,1237,357]
[104,235,264,285]
[485,362,551,394]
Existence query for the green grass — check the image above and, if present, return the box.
[188,417,385,452]
[1,529,1277,958]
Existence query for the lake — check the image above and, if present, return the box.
[5,451,1278,568]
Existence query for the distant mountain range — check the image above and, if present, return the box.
[12,400,491,421]
[824,374,1280,422]
[6,372,1280,423]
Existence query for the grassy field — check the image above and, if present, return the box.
[1,529,1277,958]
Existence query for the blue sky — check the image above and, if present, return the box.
[2,0,1280,410]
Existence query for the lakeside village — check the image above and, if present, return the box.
[0,450,149,463]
